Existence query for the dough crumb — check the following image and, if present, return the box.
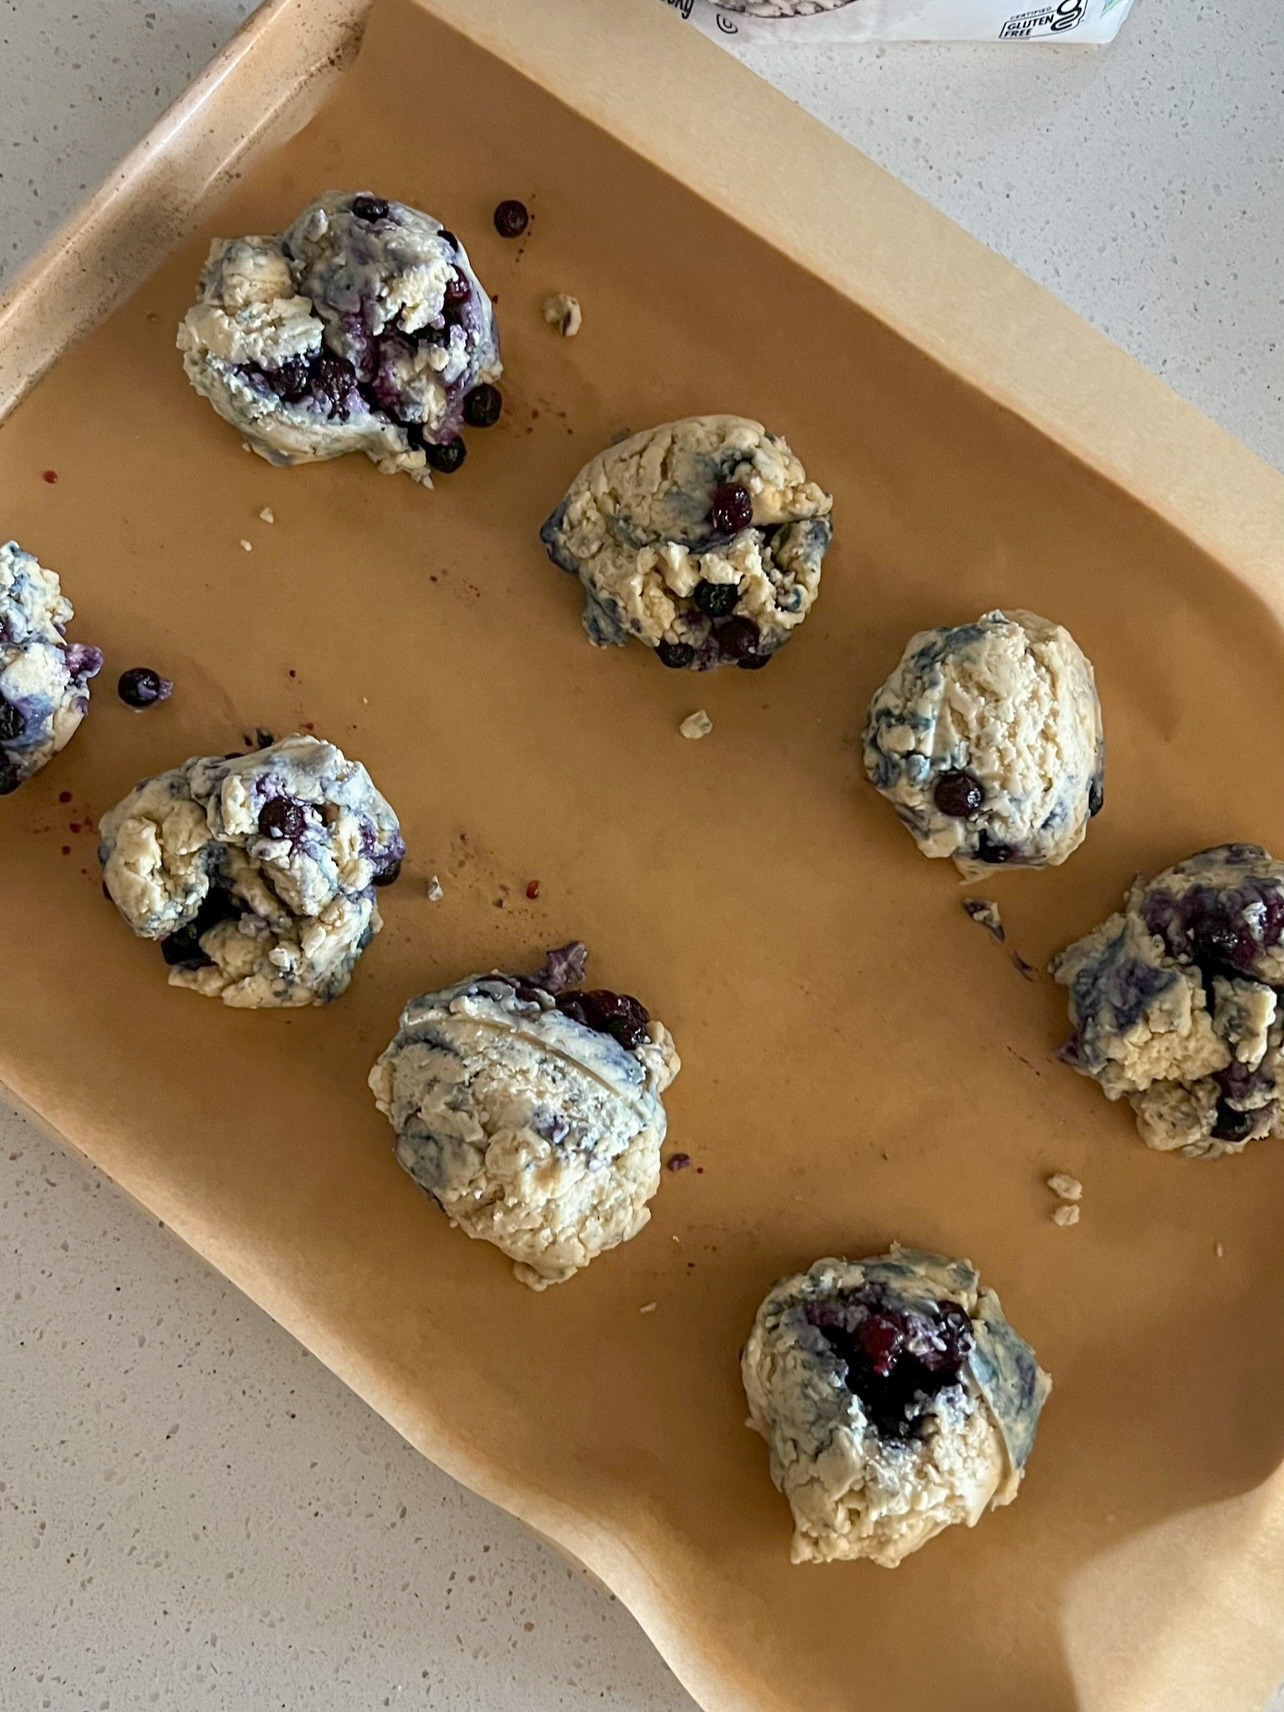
[680,710,713,741]
[1214,1240,1225,1259]
[259,506,275,524]
[543,292,582,337]
[962,897,1005,941]
[239,538,253,552]
[1046,1172,1083,1202]
[1051,1203,1081,1227]
[639,1302,658,1315]
[427,876,444,902]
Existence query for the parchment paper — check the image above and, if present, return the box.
[0,2,1281,1708]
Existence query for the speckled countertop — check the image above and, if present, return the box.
[1,3,1280,1708]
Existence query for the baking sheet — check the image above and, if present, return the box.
[2,1,1284,1709]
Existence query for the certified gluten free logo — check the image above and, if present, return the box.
[1000,0,1086,36]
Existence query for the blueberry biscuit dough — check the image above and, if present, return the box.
[742,1247,1050,1567]
[0,541,102,794]
[99,734,404,1007]
[540,416,832,671]
[863,609,1103,877]
[178,192,500,482]
[369,946,681,1289]
[1054,844,1284,1157]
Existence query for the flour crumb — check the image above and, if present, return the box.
[1214,1239,1225,1259]
[680,709,713,741]
[543,293,582,337]
[239,538,253,552]
[427,876,444,902]
[1051,1203,1080,1228]
[961,897,1005,941]
[1047,1172,1083,1202]
[259,506,275,524]
[639,1301,658,1315]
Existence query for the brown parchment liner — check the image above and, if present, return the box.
[2,2,1284,1708]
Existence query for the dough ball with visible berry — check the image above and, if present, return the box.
[178,191,500,484]
[1055,843,1284,1157]
[99,733,403,1007]
[0,541,102,794]
[370,944,680,1289]
[742,1247,1050,1567]
[863,609,1103,878]
[540,416,831,671]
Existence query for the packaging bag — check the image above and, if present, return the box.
[670,0,1137,43]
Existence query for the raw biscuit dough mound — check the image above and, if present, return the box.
[540,415,832,671]
[0,541,102,793]
[742,1247,1050,1567]
[99,733,404,1007]
[863,609,1103,878]
[178,191,501,483]
[370,945,680,1289]
[1054,843,1284,1157]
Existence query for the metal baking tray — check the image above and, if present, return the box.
[2,2,1283,1707]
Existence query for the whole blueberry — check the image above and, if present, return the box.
[258,796,306,842]
[351,194,390,222]
[713,616,760,664]
[463,384,503,428]
[424,437,467,475]
[656,640,695,670]
[934,770,984,818]
[310,353,359,420]
[493,199,529,238]
[117,667,173,710]
[709,482,753,535]
[693,580,738,618]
